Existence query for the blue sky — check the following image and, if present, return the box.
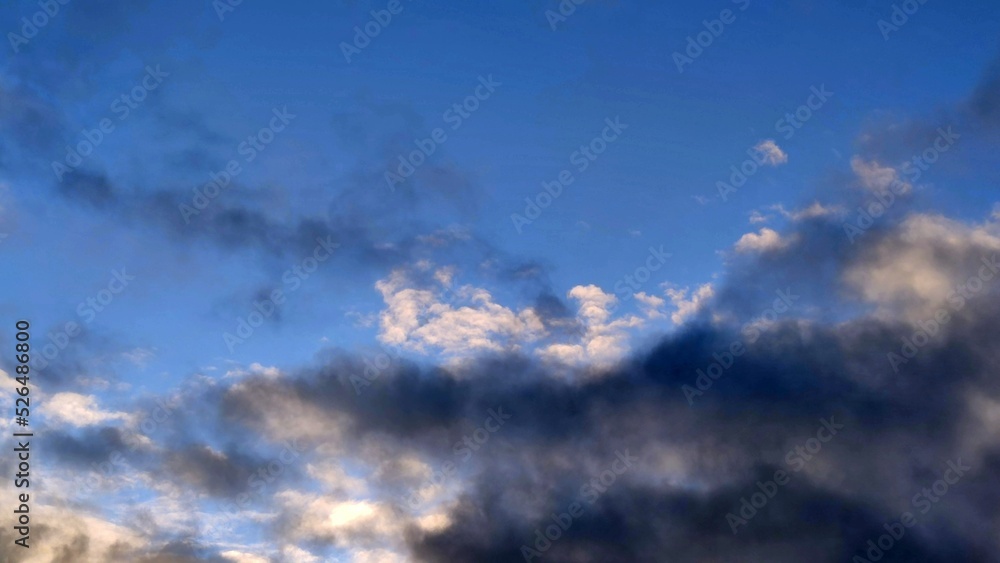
[2,1,1000,562]
[4,0,997,379]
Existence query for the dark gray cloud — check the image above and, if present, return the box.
[43,427,131,467]
[16,198,1000,561]
[198,206,1000,562]
[5,9,999,562]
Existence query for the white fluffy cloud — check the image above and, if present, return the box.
[537,285,645,368]
[634,291,666,318]
[44,393,129,427]
[376,268,545,358]
[772,202,842,221]
[734,227,792,253]
[664,283,714,325]
[272,491,427,559]
[845,212,1000,320]
[376,267,715,369]
[851,156,912,194]
[753,139,788,166]
[376,267,655,368]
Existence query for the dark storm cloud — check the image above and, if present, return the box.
[200,205,1000,562]
[24,199,1000,560]
[407,475,971,563]
[10,12,1000,563]
[43,427,130,467]
[161,445,263,497]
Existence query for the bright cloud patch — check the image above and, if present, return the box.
[376,267,545,357]
[664,283,714,324]
[375,269,667,368]
[734,227,791,253]
[44,392,129,427]
[851,156,912,194]
[537,285,645,367]
[753,139,788,166]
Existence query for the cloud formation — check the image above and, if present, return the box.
[8,201,1000,561]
